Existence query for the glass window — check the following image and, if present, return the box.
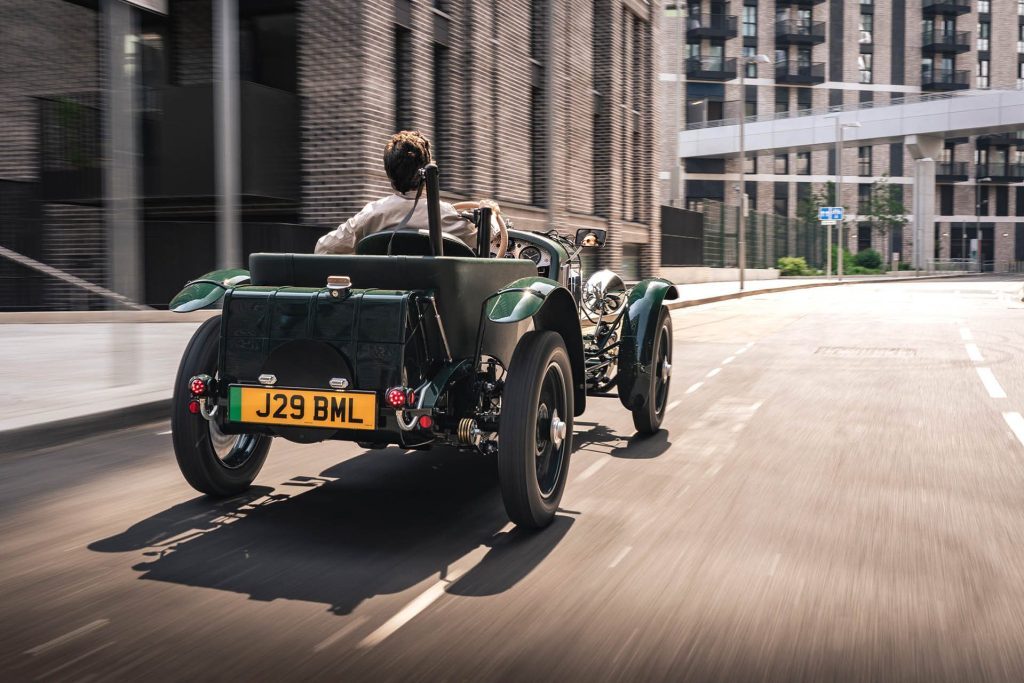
[775,154,789,175]
[775,87,790,113]
[1018,24,1024,53]
[858,184,872,212]
[743,6,757,37]
[860,0,873,4]
[858,146,872,176]
[796,152,811,175]
[859,13,873,44]
[1019,61,1024,88]
[979,0,990,13]
[745,98,757,117]
[1019,0,1024,15]
[773,196,788,217]
[978,22,990,52]
[858,53,873,84]
[744,155,756,174]
[743,46,757,77]
[797,46,812,69]
[978,59,990,89]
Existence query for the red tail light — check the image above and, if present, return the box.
[189,374,213,397]
[188,399,201,414]
[385,387,408,408]
[418,415,433,429]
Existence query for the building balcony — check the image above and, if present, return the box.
[921,30,971,54]
[922,0,971,16]
[977,163,1024,182]
[686,56,737,81]
[775,0,826,6]
[686,14,737,40]
[936,162,968,181]
[775,19,827,45]
[921,68,970,91]
[774,60,825,85]
[977,131,1024,148]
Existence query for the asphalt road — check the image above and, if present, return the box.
[4,275,1024,682]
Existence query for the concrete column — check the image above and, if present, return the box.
[214,0,241,269]
[103,0,141,304]
[906,135,943,271]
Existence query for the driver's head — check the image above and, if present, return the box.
[384,130,431,193]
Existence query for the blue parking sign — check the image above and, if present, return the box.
[818,206,843,221]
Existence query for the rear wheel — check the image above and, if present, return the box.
[171,316,271,496]
[631,308,673,434]
[498,331,574,529]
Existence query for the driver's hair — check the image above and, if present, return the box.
[384,130,431,193]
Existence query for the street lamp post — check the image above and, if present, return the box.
[827,117,861,280]
[738,53,771,291]
[976,176,992,274]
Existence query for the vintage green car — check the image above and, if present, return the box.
[170,165,677,528]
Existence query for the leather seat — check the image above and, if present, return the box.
[249,253,536,358]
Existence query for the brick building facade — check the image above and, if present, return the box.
[660,0,1024,271]
[0,0,660,310]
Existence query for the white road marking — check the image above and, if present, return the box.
[735,347,748,355]
[608,546,633,568]
[965,343,984,362]
[767,553,782,577]
[1003,412,1024,448]
[576,458,609,481]
[976,367,1007,399]
[960,328,973,341]
[35,641,116,680]
[358,569,468,649]
[26,620,110,656]
[722,356,735,365]
[156,430,172,435]
[313,616,368,653]
[704,464,722,477]
[685,382,703,394]
[706,368,721,378]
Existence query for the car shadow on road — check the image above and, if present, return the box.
[88,447,571,616]
[574,421,672,460]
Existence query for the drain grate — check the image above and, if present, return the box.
[815,346,917,358]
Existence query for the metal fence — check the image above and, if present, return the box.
[692,200,826,270]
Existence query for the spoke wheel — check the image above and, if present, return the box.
[632,308,673,434]
[172,316,272,496]
[498,331,574,529]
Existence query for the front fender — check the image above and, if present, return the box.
[169,268,250,312]
[617,278,679,412]
[486,277,587,416]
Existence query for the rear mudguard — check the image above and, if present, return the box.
[169,269,250,312]
[486,277,586,416]
[617,278,679,412]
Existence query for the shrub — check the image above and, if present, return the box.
[829,246,856,274]
[777,256,812,276]
[854,248,883,270]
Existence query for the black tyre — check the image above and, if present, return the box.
[172,316,271,496]
[632,308,673,435]
[498,331,574,529]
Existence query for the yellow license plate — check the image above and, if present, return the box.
[228,386,377,430]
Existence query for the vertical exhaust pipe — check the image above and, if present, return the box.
[424,163,443,256]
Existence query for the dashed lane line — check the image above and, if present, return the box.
[976,367,1007,399]
[685,382,703,394]
[706,368,721,378]
[26,619,110,656]
[965,343,984,362]
[1003,412,1024,448]
[576,458,609,481]
[722,356,735,365]
[357,570,468,649]
[960,328,974,341]
[313,616,368,653]
[666,400,681,413]
[608,546,633,569]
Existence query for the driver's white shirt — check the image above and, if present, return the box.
[314,190,478,254]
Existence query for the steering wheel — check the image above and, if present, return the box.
[451,200,509,258]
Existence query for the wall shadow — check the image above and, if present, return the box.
[89,446,571,615]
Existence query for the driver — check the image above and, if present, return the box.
[315,130,481,254]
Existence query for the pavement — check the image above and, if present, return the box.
[3,275,1024,680]
[0,271,968,450]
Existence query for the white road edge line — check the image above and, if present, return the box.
[576,458,609,481]
[722,356,735,365]
[314,616,368,653]
[26,619,110,656]
[357,570,467,649]
[706,368,721,378]
[685,382,703,394]
[1003,412,1024,448]
[976,367,1007,399]
[608,546,633,569]
[965,343,984,362]
[960,328,973,341]
[156,430,172,436]
[666,400,681,413]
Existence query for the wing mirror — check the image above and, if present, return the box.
[575,228,607,248]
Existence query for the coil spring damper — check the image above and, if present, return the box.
[457,418,478,445]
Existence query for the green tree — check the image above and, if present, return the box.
[796,181,836,225]
[861,175,908,267]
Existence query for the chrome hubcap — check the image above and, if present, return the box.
[660,359,672,382]
[550,410,566,449]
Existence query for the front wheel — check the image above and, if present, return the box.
[631,308,673,434]
[498,331,574,529]
[171,316,271,497]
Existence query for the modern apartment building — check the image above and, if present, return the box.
[0,0,658,310]
[660,0,1024,270]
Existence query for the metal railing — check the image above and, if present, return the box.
[685,56,737,78]
[921,68,970,88]
[937,161,969,177]
[691,200,826,270]
[921,29,971,49]
[775,19,827,40]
